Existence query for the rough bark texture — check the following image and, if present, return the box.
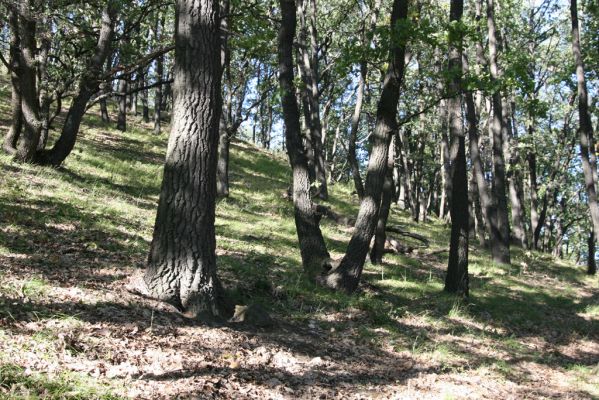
[323,0,408,293]
[278,0,331,279]
[15,3,42,162]
[571,0,599,246]
[486,0,511,264]
[143,0,229,319]
[444,0,469,296]
[38,5,117,167]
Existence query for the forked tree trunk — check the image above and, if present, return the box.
[38,5,117,167]
[571,0,599,247]
[143,0,230,319]
[323,0,408,293]
[444,0,469,296]
[278,0,331,279]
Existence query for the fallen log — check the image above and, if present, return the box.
[386,226,430,246]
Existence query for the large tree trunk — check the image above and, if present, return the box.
[38,5,116,167]
[143,0,230,319]
[3,10,22,156]
[278,0,331,279]
[486,0,510,264]
[15,4,42,162]
[571,0,599,247]
[322,0,408,293]
[444,0,469,296]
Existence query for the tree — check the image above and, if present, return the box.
[444,0,468,296]
[142,0,230,318]
[37,3,118,167]
[571,0,599,254]
[278,0,331,279]
[322,0,409,293]
[486,0,511,264]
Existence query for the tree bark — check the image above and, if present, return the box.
[3,10,22,156]
[571,0,599,247]
[38,5,117,166]
[370,135,396,265]
[588,231,597,275]
[323,0,408,293]
[503,98,528,248]
[298,0,328,199]
[154,14,165,135]
[15,3,42,162]
[348,61,367,199]
[444,0,469,296]
[278,0,331,279]
[143,0,230,319]
[486,0,510,264]
[116,76,128,131]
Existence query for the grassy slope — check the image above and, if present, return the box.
[0,90,597,398]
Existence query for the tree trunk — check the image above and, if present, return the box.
[141,68,150,123]
[143,0,230,319]
[216,0,231,198]
[370,135,396,265]
[216,125,230,197]
[323,0,408,293]
[298,0,328,199]
[588,231,597,275]
[503,99,527,248]
[3,10,22,156]
[348,61,367,199]
[154,14,165,135]
[38,5,116,167]
[464,54,493,246]
[15,4,42,162]
[278,0,331,279]
[571,0,599,247]
[486,0,510,264]
[444,0,469,296]
[116,76,128,131]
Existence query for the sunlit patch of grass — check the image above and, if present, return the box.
[0,364,122,400]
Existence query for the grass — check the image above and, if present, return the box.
[0,85,597,398]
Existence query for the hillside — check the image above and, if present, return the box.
[0,104,598,399]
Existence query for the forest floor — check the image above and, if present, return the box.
[0,89,598,399]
